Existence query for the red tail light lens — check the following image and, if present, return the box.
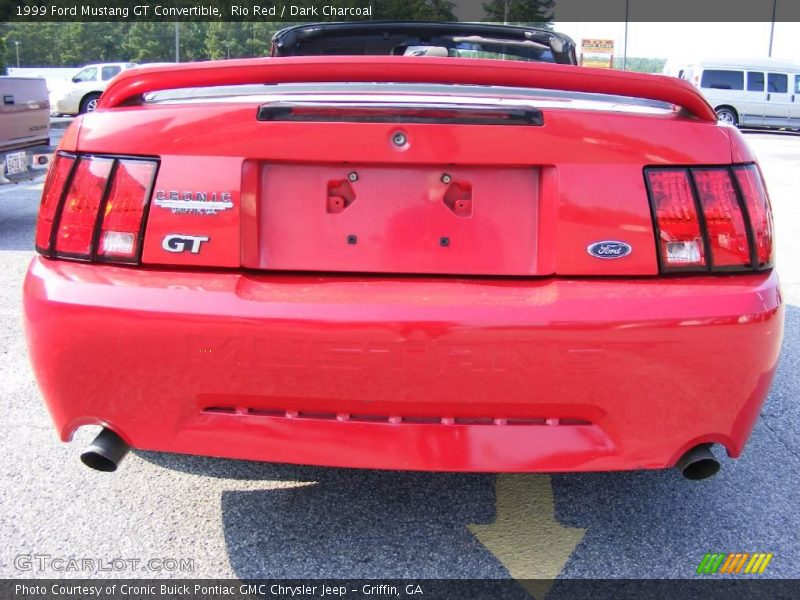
[97,160,158,262]
[35,154,75,252]
[35,152,158,264]
[54,157,113,257]
[692,169,751,268]
[646,164,774,273]
[733,165,774,267]
[645,169,705,269]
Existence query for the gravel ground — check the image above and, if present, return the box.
[0,128,797,583]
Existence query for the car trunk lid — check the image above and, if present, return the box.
[69,56,735,277]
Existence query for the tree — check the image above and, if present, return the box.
[620,57,666,74]
[123,22,176,63]
[57,22,129,64]
[206,22,249,60]
[206,22,284,60]
[482,0,554,24]
[3,22,68,67]
[180,22,210,62]
[372,0,457,20]
[1,22,134,67]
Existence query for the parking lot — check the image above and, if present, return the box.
[0,126,797,586]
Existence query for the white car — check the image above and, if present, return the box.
[50,62,138,115]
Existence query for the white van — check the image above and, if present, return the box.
[682,58,800,129]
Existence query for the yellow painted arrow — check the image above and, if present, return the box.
[468,474,586,600]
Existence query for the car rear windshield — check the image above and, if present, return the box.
[271,24,576,65]
[290,36,556,63]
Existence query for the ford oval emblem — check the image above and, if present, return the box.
[587,240,632,259]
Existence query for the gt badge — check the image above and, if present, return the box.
[587,240,632,259]
[162,234,209,254]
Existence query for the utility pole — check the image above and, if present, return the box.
[174,22,180,63]
[768,0,777,57]
[15,41,20,68]
[622,0,629,70]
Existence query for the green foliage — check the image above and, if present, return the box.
[205,22,245,60]
[59,22,129,64]
[0,29,6,74]
[372,0,456,20]
[3,22,70,67]
[1,21,299,66]
[180,22,212,61]
[619,57,666,73]
[1,14,582,68]
[482,0,554,24]
[205,22,286,59]
[123,22,179,63]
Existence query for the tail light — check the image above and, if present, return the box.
[35,154,75,252]
[645,164,774,273]
[645,169,705,268]
[692,169,751,268]
[733,165,774,267]
[35,152,158,264]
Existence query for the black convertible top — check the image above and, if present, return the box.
[271,21,577,65]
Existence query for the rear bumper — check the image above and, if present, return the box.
[1,144,53,184]
[52,95,80,116]
[23,256,783,472]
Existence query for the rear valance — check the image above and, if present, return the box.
[99,56,717,122]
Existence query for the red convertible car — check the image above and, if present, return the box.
[23,24,782,479]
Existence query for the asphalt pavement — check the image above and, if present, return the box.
[0,126,797,586]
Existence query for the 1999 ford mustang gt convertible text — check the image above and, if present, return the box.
[23,26,782,480]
